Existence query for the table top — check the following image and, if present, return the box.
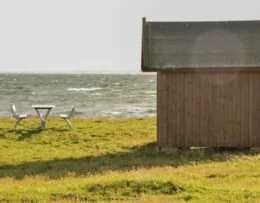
[32,105,55,109]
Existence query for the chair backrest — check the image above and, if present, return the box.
[68,106,75,118]
[11,104,17,117]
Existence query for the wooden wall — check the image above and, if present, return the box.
[157,69,260,148]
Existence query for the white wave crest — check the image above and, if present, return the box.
[67,87,103,92]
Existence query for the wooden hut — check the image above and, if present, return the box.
[141,17,260,150]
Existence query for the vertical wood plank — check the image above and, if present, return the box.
[211,74,215,147]
[251,72,257,146]
[219,74,223,147]
[166,73,170,148]
[255,72,260,146]
[176,72,181,147]
[212,74,216,147]
[231,74,235,147]
[233,73,239,147]
[250,72,257,146]
[173,73,178,146]
[201,73,208,146]
[241,72,249,147]
[246,71,250,147]
[250,72,258,146]
[223,74,228,147]
[248,72,252,146]
[191,72,196,146]
[182,72,186,147]
[184,72,188,147]
[216,73,221,147]
[183,72,187,147]
[180,71,185,147]
[222,73,227,147]
[226,75,233,147]
[173,73,178,147]
[190,72,194,146]
[245,72,250,147]
[230,74,235,147]
[170,73,178,147]
[166,73,171,148]
[206,73,211,146]
[218,73,223,147]
[166,73,174,148]
[237,73,242,147]
[196,74,201,146]
[240,72,244,147]
[196,73,201,146]
[187,72,193,147]
[207,74,212,147]
[214,74,219,147]
[156,73,162,148]
[157,73,167,149]
[177,72,183,147]
[196,72,201,146]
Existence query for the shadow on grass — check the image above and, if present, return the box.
[0,142,258,180]
[16,128,70,140]
[16,128,44,140]
[0,128,44,140]
[0,127,71,140]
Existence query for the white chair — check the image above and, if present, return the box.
[60,106,75,129]
[11,104,28,130]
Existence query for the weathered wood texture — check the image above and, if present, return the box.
[157,69,260,148]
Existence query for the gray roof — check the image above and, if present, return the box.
[143,20,260,69]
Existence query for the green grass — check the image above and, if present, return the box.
[0,117,259,202]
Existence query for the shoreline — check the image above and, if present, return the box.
[0,116,156,119]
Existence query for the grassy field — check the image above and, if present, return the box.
[0,117,259,202]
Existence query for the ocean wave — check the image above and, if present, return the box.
[105,106,155,114]
[67,87,103,92]
[145,91,156,94]
[91,93,102,96]
[104,111,122,115]
[0,74,156,118]
[112,89,123,92]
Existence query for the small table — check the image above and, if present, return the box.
[32,105,55,129]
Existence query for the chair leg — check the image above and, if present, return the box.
[64,119,72,129]
[14,118,22,130]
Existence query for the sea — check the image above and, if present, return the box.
[0,74,157,118]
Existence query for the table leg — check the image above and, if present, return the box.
[44,109,52,120]
[43,109,52,128]
[35,109,46,129]
[41,119,46,129]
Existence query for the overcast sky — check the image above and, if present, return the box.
[0,0,259,73]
